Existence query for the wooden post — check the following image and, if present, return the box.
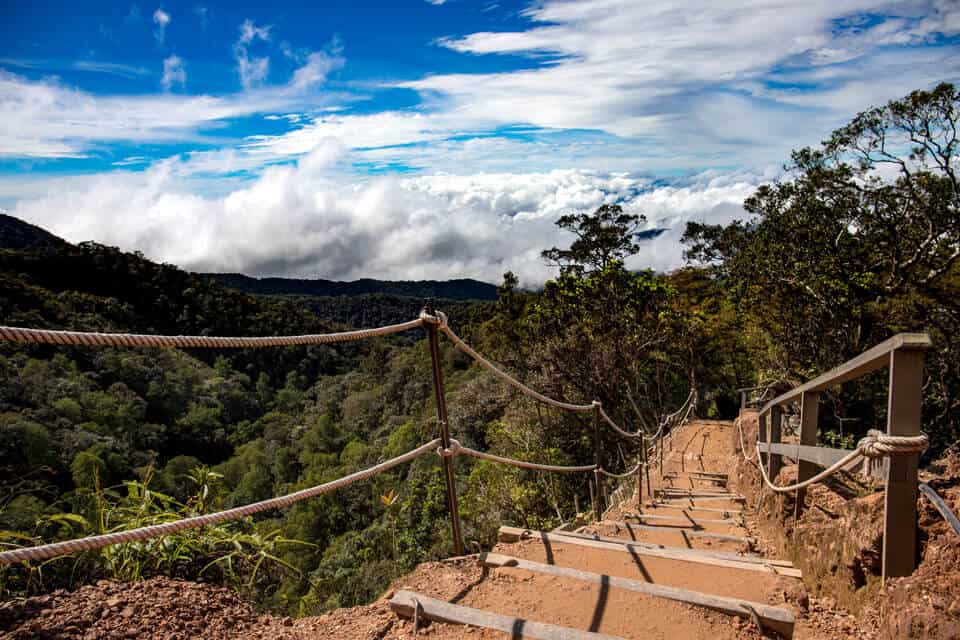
[769,405,783,481]
[882,348,924,581]
[424,304,464,556]
[758,411,768,468]
[794,392,820,521]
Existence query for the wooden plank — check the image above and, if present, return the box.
[389,590,624,640]
[621,511,739,526]
[497,527,801,578]
[644,503,743,516]
[601,520,755,546]
[481,553,796,639]
[883,349,923,581]
[555,529,794,567]
[759,333,930,414]
[655,495,746,505]
[657,490,745,500]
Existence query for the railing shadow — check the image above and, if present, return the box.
[588,574,610,632]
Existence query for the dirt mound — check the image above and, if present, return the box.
[0,577,302,640]
[875,451,960,639]
[0,560,489,640]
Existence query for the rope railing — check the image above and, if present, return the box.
[0,318,425,349]
[426,312,596,413]
[440,439,597,473]
[0,438,441,565]
[753,430,928,493]
[427,310,689,444]
[0,309,689,564]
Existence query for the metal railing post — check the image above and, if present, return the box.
[593,410,603,518]
[882,348,924,581]
[423,304,464,556]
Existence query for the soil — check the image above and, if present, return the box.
[3,418,958,639]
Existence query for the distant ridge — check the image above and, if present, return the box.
[0,214,70,250]
[202,273,498,301]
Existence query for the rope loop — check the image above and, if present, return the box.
[858,429,928,458]
[437,438,462,459]
[419,310,449,329]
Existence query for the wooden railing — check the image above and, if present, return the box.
[753,333,931,581]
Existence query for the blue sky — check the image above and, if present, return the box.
[1,1,958,283]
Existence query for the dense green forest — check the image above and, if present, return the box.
[0,83,957,615]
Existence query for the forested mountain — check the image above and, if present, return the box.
[0,83,957,618]
[203,273,497,301]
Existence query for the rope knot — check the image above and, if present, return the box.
[419,310,449,329]
[858,429,929,458]
[437,438,462,459]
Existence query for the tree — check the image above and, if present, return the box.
[683,82,960,449]
[541,204,644,276]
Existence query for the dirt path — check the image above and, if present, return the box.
[2,420,868,640]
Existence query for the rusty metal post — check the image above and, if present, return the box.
[794,392,820,521]
[589,476,597,521]
[882,348,924,581]
[769,405,783,481]
[423,304,464,556]
[593,410,603,518]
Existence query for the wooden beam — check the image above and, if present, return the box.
[389,590,625,640]
[655,495,746,505]
[622,511,739,526]
[599,520,755,545]
[883,348,923,581]
[657,490,745,500]
[481,553,795,639]
[497,527,801,578]
[759,333,931,414]
[644,503,742,516]
[554,529,793,567]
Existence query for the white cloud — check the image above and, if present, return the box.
[235,19,272,90]
[425,0,447,4]
[238,19,271,45]
[153,8,171,44]
[161,54,186,90]
[395,0,960,159]
[0,52,345,158]
[5,148,765,284]
[193,5,209,28]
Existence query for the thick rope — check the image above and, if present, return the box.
[0,318,424,349]
[754,430,928,493]
[595,403,642,439]
[597,460,643,479]
[427,312,595,413]
[0,438,440,565]
[440,438,596,473]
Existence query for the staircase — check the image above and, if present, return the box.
[389,420,803,639]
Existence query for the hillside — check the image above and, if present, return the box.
[203,273,498,301]
[0,214,69,250]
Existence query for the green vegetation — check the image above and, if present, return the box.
[0,83,956,615]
